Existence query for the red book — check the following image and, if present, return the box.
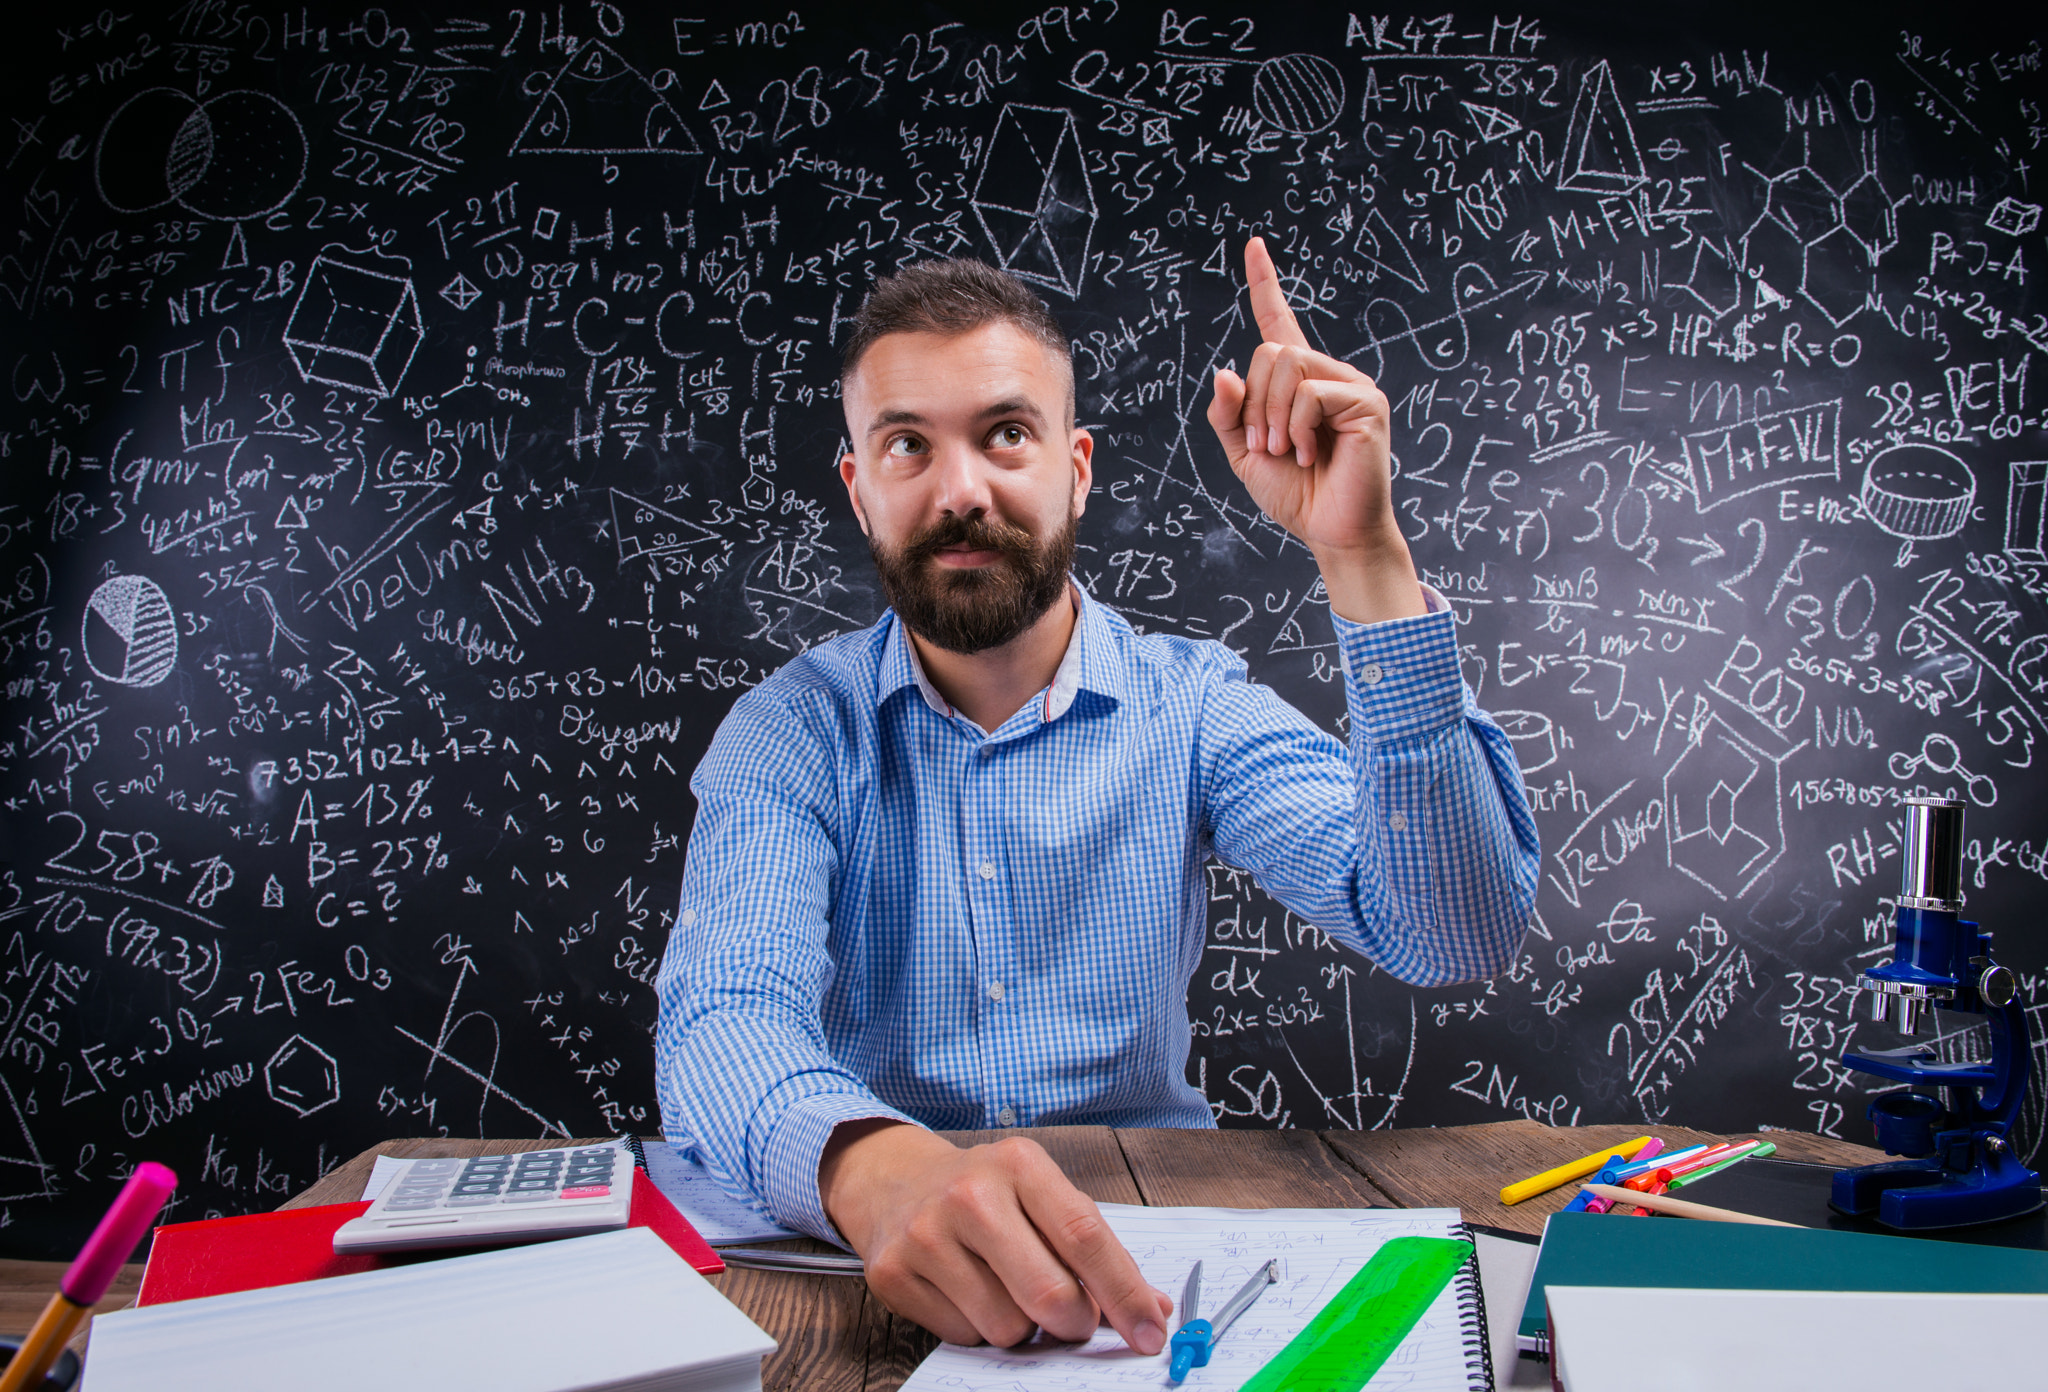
[137,1168,722,1306]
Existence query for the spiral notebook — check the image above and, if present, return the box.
[901,1204,1491,1391]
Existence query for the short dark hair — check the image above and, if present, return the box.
[841,258,1073,416]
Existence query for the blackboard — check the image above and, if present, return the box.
[0,1,2043,1256]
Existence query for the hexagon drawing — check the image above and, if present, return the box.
[1663,713,1792,901]
[283,254,423,399]
[265,1034,341,1117]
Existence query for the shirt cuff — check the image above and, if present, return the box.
[760,1089,920,1248]
[1330,584,1465,743]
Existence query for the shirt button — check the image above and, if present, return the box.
[978,745,993,757]
[678,908,697,927]
[987,982,1005,1002]
[996,1106,1016,1127]
[1359,662,1383,686]
[977,860,997,880]
[1387,811,1409,832]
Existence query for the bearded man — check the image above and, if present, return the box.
[655,240,1539,1353]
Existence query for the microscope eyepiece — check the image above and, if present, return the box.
[1897,797,1965,910]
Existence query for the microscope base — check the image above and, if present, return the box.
[1831,1150,2045,1230]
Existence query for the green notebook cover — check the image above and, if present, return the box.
[1518,1212,2048,1348]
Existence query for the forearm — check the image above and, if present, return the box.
[657,954,914,1243]
[1330,603,1539,982]
[1310,527,1428,625]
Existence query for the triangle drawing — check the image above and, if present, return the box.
[1352,205,1430,295]
[0,1072,54,1203]
[1461,101,1523,144]
[511,42,701,156]
[610,489,721,567]
[1557,60,1647,194]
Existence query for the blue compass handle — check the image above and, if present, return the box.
[1168,1318,1214,1381]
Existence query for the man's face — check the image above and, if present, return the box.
[840,322,1092,654]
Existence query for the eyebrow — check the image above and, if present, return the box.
[863,398,1050,438]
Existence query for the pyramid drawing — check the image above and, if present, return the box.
[511,41,701,155]
[1557,60,1647,194]
[971,105,1097,299]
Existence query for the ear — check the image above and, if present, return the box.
[839,451,871,537]
[1069,428,1093,521]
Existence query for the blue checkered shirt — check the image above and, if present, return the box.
[655,582,1539,1242]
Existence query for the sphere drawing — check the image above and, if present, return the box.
[1252,54,1345,135]
[82,576,178,688]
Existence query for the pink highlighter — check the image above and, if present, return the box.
[0,1162,177,1392]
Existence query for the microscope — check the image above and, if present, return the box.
[1833,797,2042,1229]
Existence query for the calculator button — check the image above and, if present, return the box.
[407,1160,460,1174]
[559,1185,611,1200]
[502,1190,556,1203]
[383,1199,439,1212]
[445,1195,501,1207]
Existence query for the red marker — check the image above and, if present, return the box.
[0,1163,177,1392]
[1625,1179,1670,1216]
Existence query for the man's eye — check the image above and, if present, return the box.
[990,425,1027,448]
[886,435,925,456]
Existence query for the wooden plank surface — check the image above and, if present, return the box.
[1117,1128,1393,1210]
[1324,1119,1890,1236]
[0,1256,144,1357]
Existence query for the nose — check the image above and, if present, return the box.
[930,439,993,520]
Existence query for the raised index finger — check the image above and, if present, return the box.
[1245,236,1311,349]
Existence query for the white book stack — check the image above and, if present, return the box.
[80,1226,776,1392]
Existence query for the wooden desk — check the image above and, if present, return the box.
[268,1123,1882,1391]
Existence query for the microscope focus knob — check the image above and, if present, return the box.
[1976,962,2018,1008]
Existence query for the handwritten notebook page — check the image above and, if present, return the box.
[901,1204,1482,1392]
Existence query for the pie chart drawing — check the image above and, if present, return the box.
[83,576,178,687]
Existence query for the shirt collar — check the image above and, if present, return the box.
[880,579,1115,727]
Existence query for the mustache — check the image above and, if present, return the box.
[899,514,1038,566]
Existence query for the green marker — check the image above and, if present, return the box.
[1669,1140,1776,1189]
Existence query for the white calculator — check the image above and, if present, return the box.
[332,1142,633,1254]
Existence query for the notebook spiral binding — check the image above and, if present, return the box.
[617,1133,649,1169]
[1450,1223,1496,1392]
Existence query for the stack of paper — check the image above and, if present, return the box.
[82,1227,775,1392]
[1547,1286,2048,1391]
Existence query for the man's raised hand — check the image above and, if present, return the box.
[1206,237,1425,623]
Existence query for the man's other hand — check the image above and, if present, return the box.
[1207,236,1424,623]
[820,1119,1173,1351]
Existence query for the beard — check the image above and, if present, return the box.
[869,508,1076,655]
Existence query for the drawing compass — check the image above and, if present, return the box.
[1167,1257,1277,1382]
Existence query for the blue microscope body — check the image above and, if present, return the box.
[1833,798,2043,1230]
